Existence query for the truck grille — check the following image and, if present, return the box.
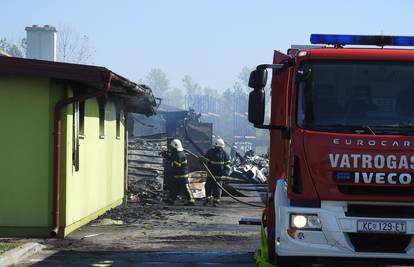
[346,204,414,218]
[348,233,412,253]
[338,185,414,196]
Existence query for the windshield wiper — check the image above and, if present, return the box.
[364,125,376,135]
[365,124,414,135]
[370,124,414,129]
[309,124,414,135]
[309,124,376,134]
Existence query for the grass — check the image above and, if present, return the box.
[0,241,22,254]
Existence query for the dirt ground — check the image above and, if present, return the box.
[38,197,262,252]
[16,197,261,266]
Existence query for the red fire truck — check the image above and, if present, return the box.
[248,34,414,265]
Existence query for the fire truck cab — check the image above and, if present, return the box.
[249,34,414,265]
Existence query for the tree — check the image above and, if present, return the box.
[163,88,185,108]
[182,75,201,95]
[236,66,254,92]
[145,68,170,98]
[203,87,218,97]
[57,25,94,64]
[0,38,25,57]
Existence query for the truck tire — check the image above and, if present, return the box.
[274,254,290,267]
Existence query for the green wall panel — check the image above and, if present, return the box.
[0,75,51,227]
[64,96,125,228]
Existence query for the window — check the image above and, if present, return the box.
[115,100,122,139]
[73,101,80,171]
[98,97,106,138]
[79,101,85,137]
[297,60,414,135]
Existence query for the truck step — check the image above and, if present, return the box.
[239,218,261,225]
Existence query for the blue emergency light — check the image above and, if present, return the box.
[310,34,414,47]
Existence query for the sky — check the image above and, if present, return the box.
[2,0,414,92]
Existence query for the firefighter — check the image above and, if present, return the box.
[230,143,238,161]
[162,139,195,206]
[204,138,231,206]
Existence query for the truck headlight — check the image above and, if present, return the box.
[290,214,322,230]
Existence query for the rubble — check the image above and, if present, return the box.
[126,110,268,206]
[127,137,167,204]
[97,201,165,224]
[230,150,269,184]
[231,165,266,184]
[224,150,269,200]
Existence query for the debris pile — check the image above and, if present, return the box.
[95,202,165,224]
[230,151,269,184]
[231,165,266,184]
[128,137,167,203]
[244,153,269,177]
[221,150,269,201]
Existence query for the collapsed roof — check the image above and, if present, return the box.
[0,56,157,116]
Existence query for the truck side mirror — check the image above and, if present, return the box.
[248,88,265,125]
[248,69,268,89]
[248,69,267,125]
[247,63,290,131]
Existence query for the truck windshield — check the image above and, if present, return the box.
[297,60,414,135]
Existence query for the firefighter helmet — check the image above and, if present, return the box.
[214,138,225,148]
[170,139,184,151]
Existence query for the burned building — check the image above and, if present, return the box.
[127,104,213,199]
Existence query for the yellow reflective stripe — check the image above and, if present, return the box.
[173,174,189,178]
[208,160,225,165]
[171,160,188,167]
[171,161,180,167]
[208,175,225,179]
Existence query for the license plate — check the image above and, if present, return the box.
[357,220,406,234]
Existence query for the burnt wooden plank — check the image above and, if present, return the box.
[128,155,163,164]
[128,162,164,171]
[128,168,160,176]
[128,150,163,157]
